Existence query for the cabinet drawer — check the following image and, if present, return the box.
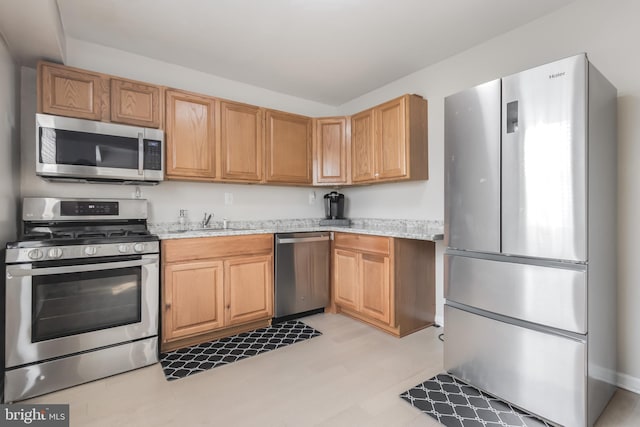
[444,305,586,427]
[445,254,586,333]
[334,233,390,255]
[162,234,273,263]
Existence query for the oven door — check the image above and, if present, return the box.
[5,254,159,367]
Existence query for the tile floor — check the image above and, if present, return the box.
[24,313,640,426]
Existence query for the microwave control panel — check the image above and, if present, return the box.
[143,140,163,171]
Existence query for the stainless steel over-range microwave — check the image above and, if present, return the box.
[36,113,165,184]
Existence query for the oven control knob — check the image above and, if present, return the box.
[118,244,130,254]
[84,246,98,256]
[28,249,43,260]
[47,248,63,259]
[133,243,145,253]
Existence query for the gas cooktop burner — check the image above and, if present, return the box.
[6,197,159,258]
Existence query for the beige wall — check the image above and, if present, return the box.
[0,34,20,246]
[337,0,640,391]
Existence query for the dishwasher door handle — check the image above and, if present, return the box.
[276,236,330,244]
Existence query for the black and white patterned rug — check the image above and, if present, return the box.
[160,320,321,381]
[400,373,552,427]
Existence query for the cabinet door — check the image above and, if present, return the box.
[315,117,349,184]
[225,255,273,326]
[220,101,263,182]
[265,110,312,184]
[110,78,161,128]
[163,260,224,342]
[375,96,407,180]
[360,253,391,325]
[39,63,106,121]
[351,109,375,183]
[165,90,216,179]
[333,249,359,311]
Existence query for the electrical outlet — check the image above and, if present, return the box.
[224,192,233,205]
[308,191,316,205]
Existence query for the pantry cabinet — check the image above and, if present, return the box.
[314,117,350,185]
[265,110,313,184]
[332,232,435,337]
[165,89,216,180]
[161,234,274,351]
[38,61,163,127]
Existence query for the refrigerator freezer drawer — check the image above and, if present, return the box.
[445,253,587,333]
[444,305,586,427]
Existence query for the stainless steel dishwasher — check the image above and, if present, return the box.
[274,232,330,322]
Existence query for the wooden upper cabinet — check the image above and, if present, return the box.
[351,109,376,183]
[376,96,407,180]
[314,117,350,185]
[265,110,312,184]
[219,101,263,182]
[351,94,428,184]
[165,89,216,180]
[110,78,161,128]
[39,62,107,121]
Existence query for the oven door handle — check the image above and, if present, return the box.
[6,258,157,277]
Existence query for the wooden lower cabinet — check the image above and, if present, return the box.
[333,249,359,310]
[161,235,273,351]
[359,253,391,325]
[332,233,434,337]
[163,260,224,341]
[225,255,273,326]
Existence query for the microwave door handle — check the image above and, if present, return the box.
[6,258,157,277]
[138,132,144,175]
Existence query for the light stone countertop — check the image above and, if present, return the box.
[150,218,444,242]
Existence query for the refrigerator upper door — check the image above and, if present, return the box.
[502,54,587,262]
[445,79,501,253]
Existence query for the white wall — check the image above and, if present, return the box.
[337,0,640,391]
[17,0,640,390]
[0,34,20,246]
[20,39,341,224]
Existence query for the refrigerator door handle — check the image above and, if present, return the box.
[506,100,518,133]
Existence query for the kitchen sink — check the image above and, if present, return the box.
[166,227,250,233]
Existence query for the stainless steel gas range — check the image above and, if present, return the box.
[4,197,159,402]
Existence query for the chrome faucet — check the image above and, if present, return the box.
[202,212,213,228]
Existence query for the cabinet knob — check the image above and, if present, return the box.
[165,303,172,310]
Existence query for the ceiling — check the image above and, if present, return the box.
[1,0,577,105]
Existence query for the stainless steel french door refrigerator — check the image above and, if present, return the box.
[444,54,617,426]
